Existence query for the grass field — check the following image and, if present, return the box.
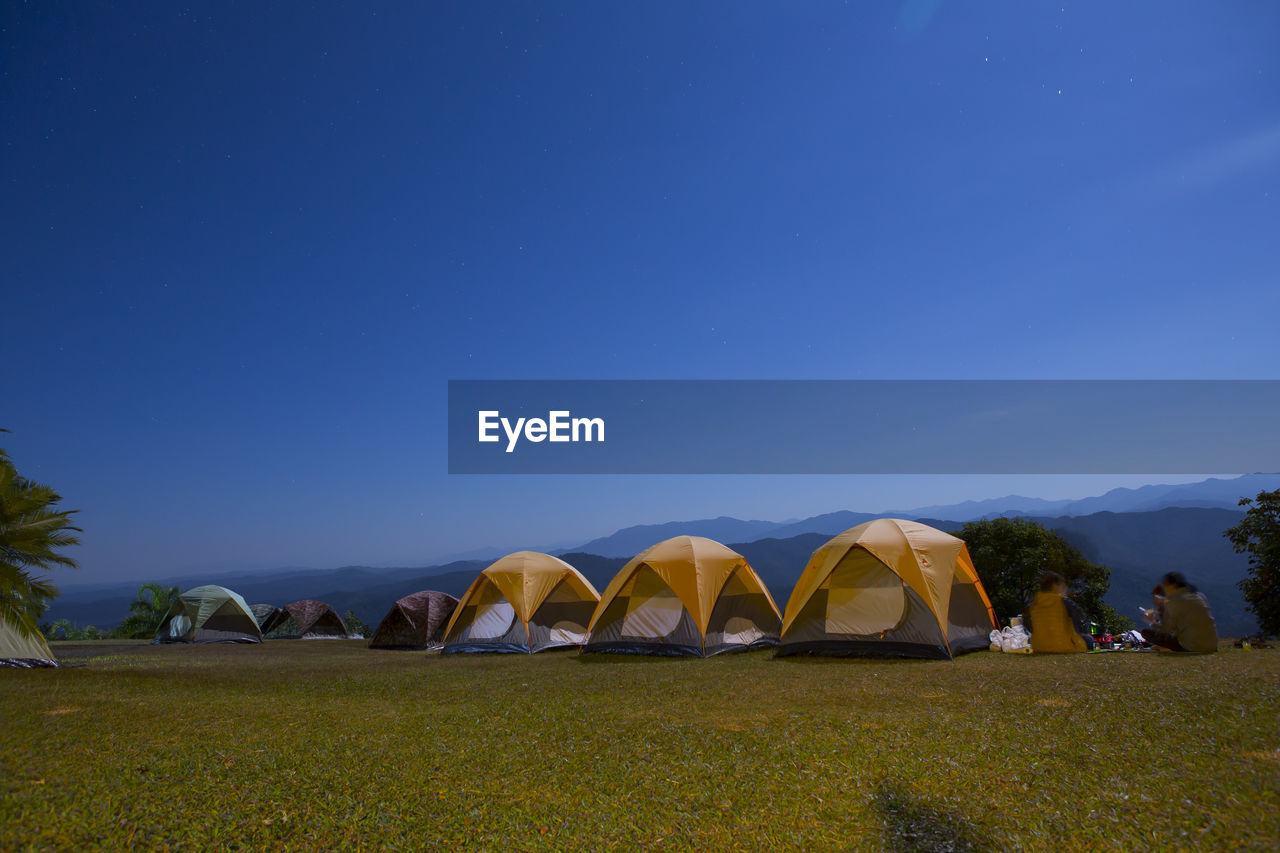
[2,641,1277,852]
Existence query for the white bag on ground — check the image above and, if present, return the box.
[990,625,1032,653]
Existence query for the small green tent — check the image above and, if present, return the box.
[154,585,263,644]
[1,617,57,668]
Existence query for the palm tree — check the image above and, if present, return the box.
[0,441,81,638]
[47,618,76,640]
[115,583,180,639]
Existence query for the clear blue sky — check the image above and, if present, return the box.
[3,2,1277,583]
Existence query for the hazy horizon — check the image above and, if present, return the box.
[48,472,1256,587]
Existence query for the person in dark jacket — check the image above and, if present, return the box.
[1141,572,1218,653]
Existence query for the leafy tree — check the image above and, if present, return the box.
[45,618,106,641]
[46,618,76,640]
[1224,489,1280,637]
[343,609,370,638]
[0,439,81,638]
[958,517,1127,631]
[113,583,180,639]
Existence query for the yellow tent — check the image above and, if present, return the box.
[778,519,997,659]
[441,551,600,653]
[583,535,781,656]
[1,617,57,668]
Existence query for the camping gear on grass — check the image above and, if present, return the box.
[582,536,781,657]
[990,626,1032,653]
[442,552,599,654]
[778,519,997,659]
[369,590,459,649]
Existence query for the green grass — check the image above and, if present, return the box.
[3,641,1278,851]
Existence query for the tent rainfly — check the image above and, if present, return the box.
[268,600,348,639]
[777,518,997,660]
[250,604,286,635]
[582,535,781,657]
[441,552,599,654]
[369,590,459,650]
[154,585,264,644]
[1,618,57,668]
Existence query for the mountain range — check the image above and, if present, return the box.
[45,474,1275,637]
[563,474,1278,557]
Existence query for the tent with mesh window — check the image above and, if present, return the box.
[582,535,781,657]
[441,552,599,654]
[369,590,459,649]
[153,585,263,644]
[777,519,997,659]
[267,600,348,639]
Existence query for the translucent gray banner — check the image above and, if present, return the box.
[447,380,1280,474]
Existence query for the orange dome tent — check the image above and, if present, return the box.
[583,536,781,657]
[441,552,599,654]
[778,519,996,659]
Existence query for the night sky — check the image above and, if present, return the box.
[3,2,1277,582]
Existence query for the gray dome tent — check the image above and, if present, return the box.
[154,585,263,644]
[250,603,286,635]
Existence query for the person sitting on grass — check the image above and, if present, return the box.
[1141,572,1218,653]
[1024,572,1090,654]
[1140,584,1165,628]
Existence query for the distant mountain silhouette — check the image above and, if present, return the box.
[551,474,1279,555]
[47,476,1272,636]
[555,552,630,592]
[565,516,782,559]
[760,512,884,541]
[1050,474,1279,516]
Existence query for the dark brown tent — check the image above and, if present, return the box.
[251,604,286,635]
[368,590,459,649]
[267,600,348,639]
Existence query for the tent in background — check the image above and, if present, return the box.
[441,552,599,654]
[268,600,348,639]
[583,535,781,657]
[1,617,57,668]
[778,518,997,659]
[250,604,286,635]
[369,590,459,649]
[154,585,263,644]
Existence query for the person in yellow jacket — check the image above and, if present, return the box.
[1024,572,1089,654]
